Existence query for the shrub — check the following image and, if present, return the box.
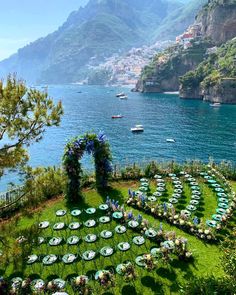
[121,164,143,180]
[144,161,161,177]
[221,229,236,282]
[24,166,67,205]
[180,276,235,295]
[218,161,236,180]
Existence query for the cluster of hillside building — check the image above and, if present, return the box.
[176,24,202,49]
[89,41,173,86]
[86,24,205,86]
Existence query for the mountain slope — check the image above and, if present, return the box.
[196,0,236,45]
[136,0,236,103]
[152,0,207,40]
[0,0,203,84]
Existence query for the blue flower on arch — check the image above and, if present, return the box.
[63,132,112,202]
[86,140,95,154]
[98,131,106,143]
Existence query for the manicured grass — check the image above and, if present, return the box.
[230,180,236,192]
[0,179,234,295]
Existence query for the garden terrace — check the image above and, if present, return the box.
[0,197,193,294]
[127,167,236,241]
[0,175,235,294]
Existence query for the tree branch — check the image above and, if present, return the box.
[0,121,44,152]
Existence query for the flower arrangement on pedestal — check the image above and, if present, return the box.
[47,280,61,293]
[71,276,93,295]
[143,254,157,271]
[63,132,112,202]
[174,238,192,260]
[120,262,137,281]
[97,270,115,289]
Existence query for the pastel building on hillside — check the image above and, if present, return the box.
[176,24,202,49]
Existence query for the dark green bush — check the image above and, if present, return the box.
[144,161,161,177]
[24,166,67,205]
[120,164,143,180]
[221,229,236,281]
[180,276,235,295]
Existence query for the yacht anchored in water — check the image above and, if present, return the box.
[131,125,144,132]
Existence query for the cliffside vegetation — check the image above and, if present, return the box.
[180,38,236,92]
[137,0,236,100]
[87,68,112,85]
[138,39,212,92]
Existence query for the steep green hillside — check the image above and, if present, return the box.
[136,40,212,92]
[152,0,207,40]
[0,0,206,84]
[179,38,236,102]
[136,0,236,97]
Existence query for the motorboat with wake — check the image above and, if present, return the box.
[116,92,128,99]
[119,94,128,99]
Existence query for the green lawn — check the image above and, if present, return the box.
[0,179,234,295]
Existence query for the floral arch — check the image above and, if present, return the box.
[63,132,112,202]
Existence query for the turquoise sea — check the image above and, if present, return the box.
[1,84,236,190]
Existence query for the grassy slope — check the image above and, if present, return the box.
[1,179,235,294]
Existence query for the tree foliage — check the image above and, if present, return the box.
[24,166,67,204]
[0,75,63,177]
[180,38,236,91]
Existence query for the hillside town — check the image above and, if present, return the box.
[88,40,173,86]
[175,23,202,49]
[86,24,203,86]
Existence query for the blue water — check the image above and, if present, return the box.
[1,84,236,190]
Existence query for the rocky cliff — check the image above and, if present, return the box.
[179,37,236,103]
[136,40,212,92]
[196,0,236,45]
[136,0,236,100]
[203,78,236,103]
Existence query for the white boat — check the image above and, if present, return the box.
[119,94,128,99]
[210,102,221,107]
[116,92,125,97]
[164,91,179,95]
[131,125,144,132]
[166,138,176,143]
